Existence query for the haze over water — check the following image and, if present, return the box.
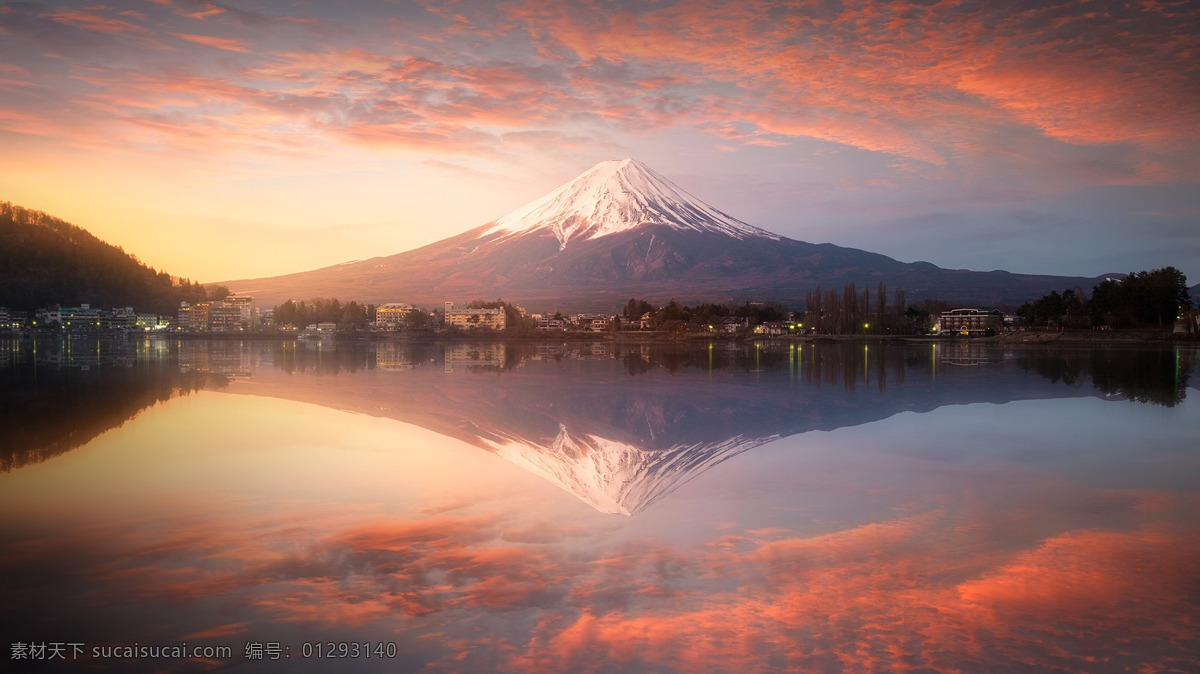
[2,338,1198,672]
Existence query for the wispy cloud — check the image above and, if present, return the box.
[48,7,150,35]
[0,0,1196,280]
[2,0,1196,170]
[169,32,250,52]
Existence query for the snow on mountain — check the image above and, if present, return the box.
[222,157,1109,310]
[482,158,780,250]
[483,424,778,516]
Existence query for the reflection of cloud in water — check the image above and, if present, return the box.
[2,357,1198,671]
[3,490,1195,672]
[510,513,1200,673]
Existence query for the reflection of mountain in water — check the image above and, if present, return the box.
[485,425,778,515]
[229,341,1197,515]
[1,339,224,471]
[6,339,1196,514]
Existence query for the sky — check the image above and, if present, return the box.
[1,0,1198,284]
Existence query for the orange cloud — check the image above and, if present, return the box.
[49,8,148,35]
[501,0,1199,168]
[4,0,1195,175]
[170,32,251,53]
[3,485,1196,671]
[509,510,1200,672]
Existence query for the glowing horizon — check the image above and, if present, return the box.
[1,0,1197,283]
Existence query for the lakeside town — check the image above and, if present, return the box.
[0,297,1050,337]
[3,284,1197,340]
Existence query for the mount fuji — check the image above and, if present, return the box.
[479,157,779,247]
[224,158,1103,309]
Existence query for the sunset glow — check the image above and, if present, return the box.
[1,0,1197,281]
[3,384,1197,671]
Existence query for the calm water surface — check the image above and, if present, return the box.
[2,338,1198,672]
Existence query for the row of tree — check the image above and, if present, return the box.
[622,298,789,330]
[1017,267,1190,329]
[267,267,1189,334]
[620,286,937,335]
[801,282,929,334]
[273,298,378,328]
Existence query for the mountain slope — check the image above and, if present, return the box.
[223,159,1106,310]
[481,157,779,246]
[0,201,209,313]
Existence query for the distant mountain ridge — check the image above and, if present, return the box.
[223,159,1110,310]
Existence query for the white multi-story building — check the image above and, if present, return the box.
[178,297,254,332]
[224,296,255,327]
[376,303,416,328]
[939,308,993,335]
[36,304,100,329]
[444,302,506,330]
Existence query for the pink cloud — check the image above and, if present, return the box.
[498,0,1199,168]
[1,0,1197,179]
[49,7,148,35]
[170,32,250,53]
[3,486,1196,671]
[509,510,1200,672]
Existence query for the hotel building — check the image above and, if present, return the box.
[444,302,506,330]
[376,303,416,329]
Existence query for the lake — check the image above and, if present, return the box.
[2,338,1198,672]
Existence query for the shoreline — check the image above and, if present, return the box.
[4,328,1195,346]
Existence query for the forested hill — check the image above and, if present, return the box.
[0,202,213,313]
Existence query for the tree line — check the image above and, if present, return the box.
[1,202,226,313]
[620,283,935,335]
[267,267,1190,334]
[621,298,789,331]
[273,298,378,328]
[800,281,929,334]
[1017,267,1190,329]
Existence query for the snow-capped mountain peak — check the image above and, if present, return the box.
[482,158,780,249]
